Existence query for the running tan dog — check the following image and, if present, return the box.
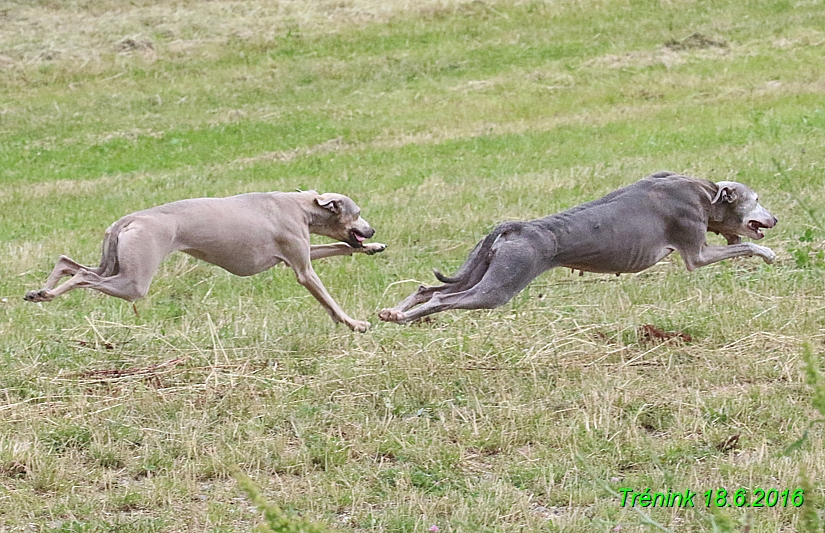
[25,191,386,332]
[380,171,777,324]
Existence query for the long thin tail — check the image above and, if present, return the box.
[433,222,516,284]
[96,216,131,277]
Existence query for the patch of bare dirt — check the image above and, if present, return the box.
[664,32,727,51]
[639,324,692,344]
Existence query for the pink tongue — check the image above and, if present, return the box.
[354,233,366,242]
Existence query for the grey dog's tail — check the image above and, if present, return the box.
[433,222,517,284]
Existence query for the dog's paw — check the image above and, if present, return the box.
[364,242,387,255]
[348,319,370,333]
[378,308,405,323]
[759,246,776,264]
[24,289,52,302]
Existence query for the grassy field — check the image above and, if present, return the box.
[2,0,825,531]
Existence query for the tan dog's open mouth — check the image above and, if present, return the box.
[349,229,368,247]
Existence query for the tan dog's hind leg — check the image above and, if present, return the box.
[27,269,146,302]
[24,256,92,302]
[26,223,167,303]
[28,258,159,302]
[43,256,90,288]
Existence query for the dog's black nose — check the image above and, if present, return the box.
[366,227,376,238]
[773,216,778,226]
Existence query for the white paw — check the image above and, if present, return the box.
[378,308,405,323]
[749,243,775,264]
[348,319,370,333]
[364,242,387,255]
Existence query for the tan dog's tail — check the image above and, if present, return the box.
[96,217,131,277]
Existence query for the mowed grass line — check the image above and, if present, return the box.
[1,0,824,532]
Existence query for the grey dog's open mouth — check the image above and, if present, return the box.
[747,220,768,239]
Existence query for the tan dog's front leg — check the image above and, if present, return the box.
[293,263,370,332]
[309,242,386,260]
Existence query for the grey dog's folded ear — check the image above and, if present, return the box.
[712,185,737,204]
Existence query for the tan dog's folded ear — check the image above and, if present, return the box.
[712,185,737,204]
[316,195,341,214]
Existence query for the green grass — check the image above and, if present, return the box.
[1,0,825,531]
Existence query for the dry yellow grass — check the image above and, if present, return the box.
[2,0,825,532]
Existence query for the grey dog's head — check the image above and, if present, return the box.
[311,192,376,248]
[708,181,777,241]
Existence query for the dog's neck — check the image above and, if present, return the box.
[706,183,729,225]
[306,210,335,235]
[708,204,727,225]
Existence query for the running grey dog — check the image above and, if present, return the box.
[379,171,777,324]
[25,191,386,332]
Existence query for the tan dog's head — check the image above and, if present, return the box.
[312,193,376,248]
[708,181,777,241]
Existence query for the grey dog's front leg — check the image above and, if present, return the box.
[682,243,776,271]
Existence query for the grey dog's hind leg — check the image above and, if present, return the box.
[390,283,454,313]
[433,223,517,283]
[378,281,466,322]
[386,239,547,323]
[379,244,495,322]
[397,258,494,312]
